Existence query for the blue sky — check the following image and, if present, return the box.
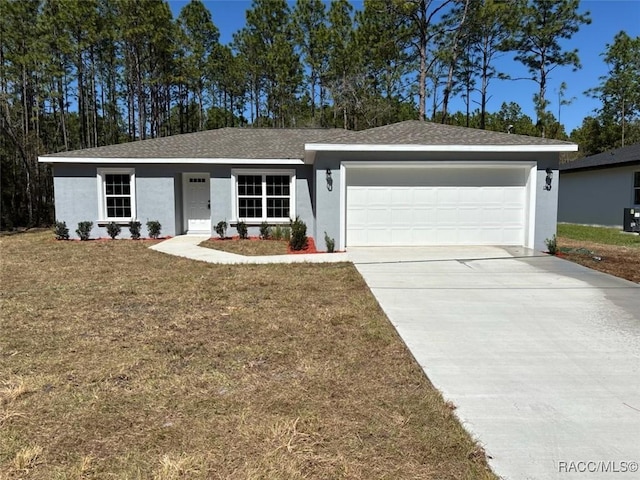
[168,0,640,134]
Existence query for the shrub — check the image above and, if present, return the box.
[236,220,248,239]
[146,220,162,239]
[76,221,93,241]
[106,222,121,239]
[215,220,227,239]
[272,225,283,240]
[545,234,558,255]
[129,221,142,240]
[289,216,307,251]
[259,221,271,240]
[282,226,291,242]
[53,220,69,240]
[324,231,335,253]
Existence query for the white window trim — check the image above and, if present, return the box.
[97,168,136,222]
[231,169,296,223]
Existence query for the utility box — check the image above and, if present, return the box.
[623,208,640,232]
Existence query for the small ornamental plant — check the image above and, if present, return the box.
[129,221,142,240]
[106,222,121,239]
[54,220,69,240]
[289,216,307,251]
[76,221,93,241]
[324,231,335,253]
[236,220,248,239]
[259,221,271,240]
[215,220,227,239]
[545,234,558,255]
[146,220,162,239]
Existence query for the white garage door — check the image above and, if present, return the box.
[346,166,528,246]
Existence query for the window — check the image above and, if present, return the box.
[233,170,295,222]
[98,168,136,221]
[635,172,640,205]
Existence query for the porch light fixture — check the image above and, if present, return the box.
[326,168,333,191]
[544,168,553,191]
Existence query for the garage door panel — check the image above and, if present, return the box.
[346,167,527,247]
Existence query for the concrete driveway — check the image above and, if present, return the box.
[350,246,640,480]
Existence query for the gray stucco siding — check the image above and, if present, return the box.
[558,165,639,227]
[53,165,101,239]
[135,167,177,237]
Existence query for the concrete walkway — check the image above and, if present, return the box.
[350,247,640,480]
[149,234,349,264]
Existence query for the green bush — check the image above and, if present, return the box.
[146,220,162,239]
[129,221,142,240]
[76,221,93,241]
[324,231,335,253]
[289,216,307,251]
[236,220,248,239]
[272,225,283,240]
[106,222,121,239]
[53,220,69,240]
[259,221,271,240]
[545,234,558,255]
[282,226,291,242]
[215,220,227,239]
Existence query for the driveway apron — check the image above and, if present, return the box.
[350,247,640,480]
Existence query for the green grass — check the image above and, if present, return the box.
[557,223,640,247]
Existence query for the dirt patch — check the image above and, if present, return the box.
[557,236,640,283]
[201,236,321,256]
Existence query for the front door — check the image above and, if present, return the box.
[183,173,210,234]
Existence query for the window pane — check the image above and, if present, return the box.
[266,175,290,196]
[105,174,130,195]
[635,172,640,188]
[239,198,262,218]
[267,198,290,218]
[106,197,131,218]
[635,189,640,205]
[238,175,262,196]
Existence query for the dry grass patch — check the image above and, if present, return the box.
[0,231,496,479]
[557,237,640,283]
[200,238,289,256]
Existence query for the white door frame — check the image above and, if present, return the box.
[182,173,211,234]
[340,161,537,250]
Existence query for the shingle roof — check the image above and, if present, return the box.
[322,120,575,146]
[560,143,640,171]
[44,127,351,159]
[41,120,575,161]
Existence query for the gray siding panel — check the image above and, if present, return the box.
[558,166,638,227]
[53,165,100,239]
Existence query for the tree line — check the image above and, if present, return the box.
[1,0,638,229]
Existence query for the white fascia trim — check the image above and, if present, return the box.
[306,143,578,153]
[39,156,304,165]
[341,160,537,169]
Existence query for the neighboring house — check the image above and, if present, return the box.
[39,120,576,251]
[558,144,640,227]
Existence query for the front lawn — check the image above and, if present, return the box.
[0,231,495,479]
[557,223,640,247]
[557,224,640,283]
